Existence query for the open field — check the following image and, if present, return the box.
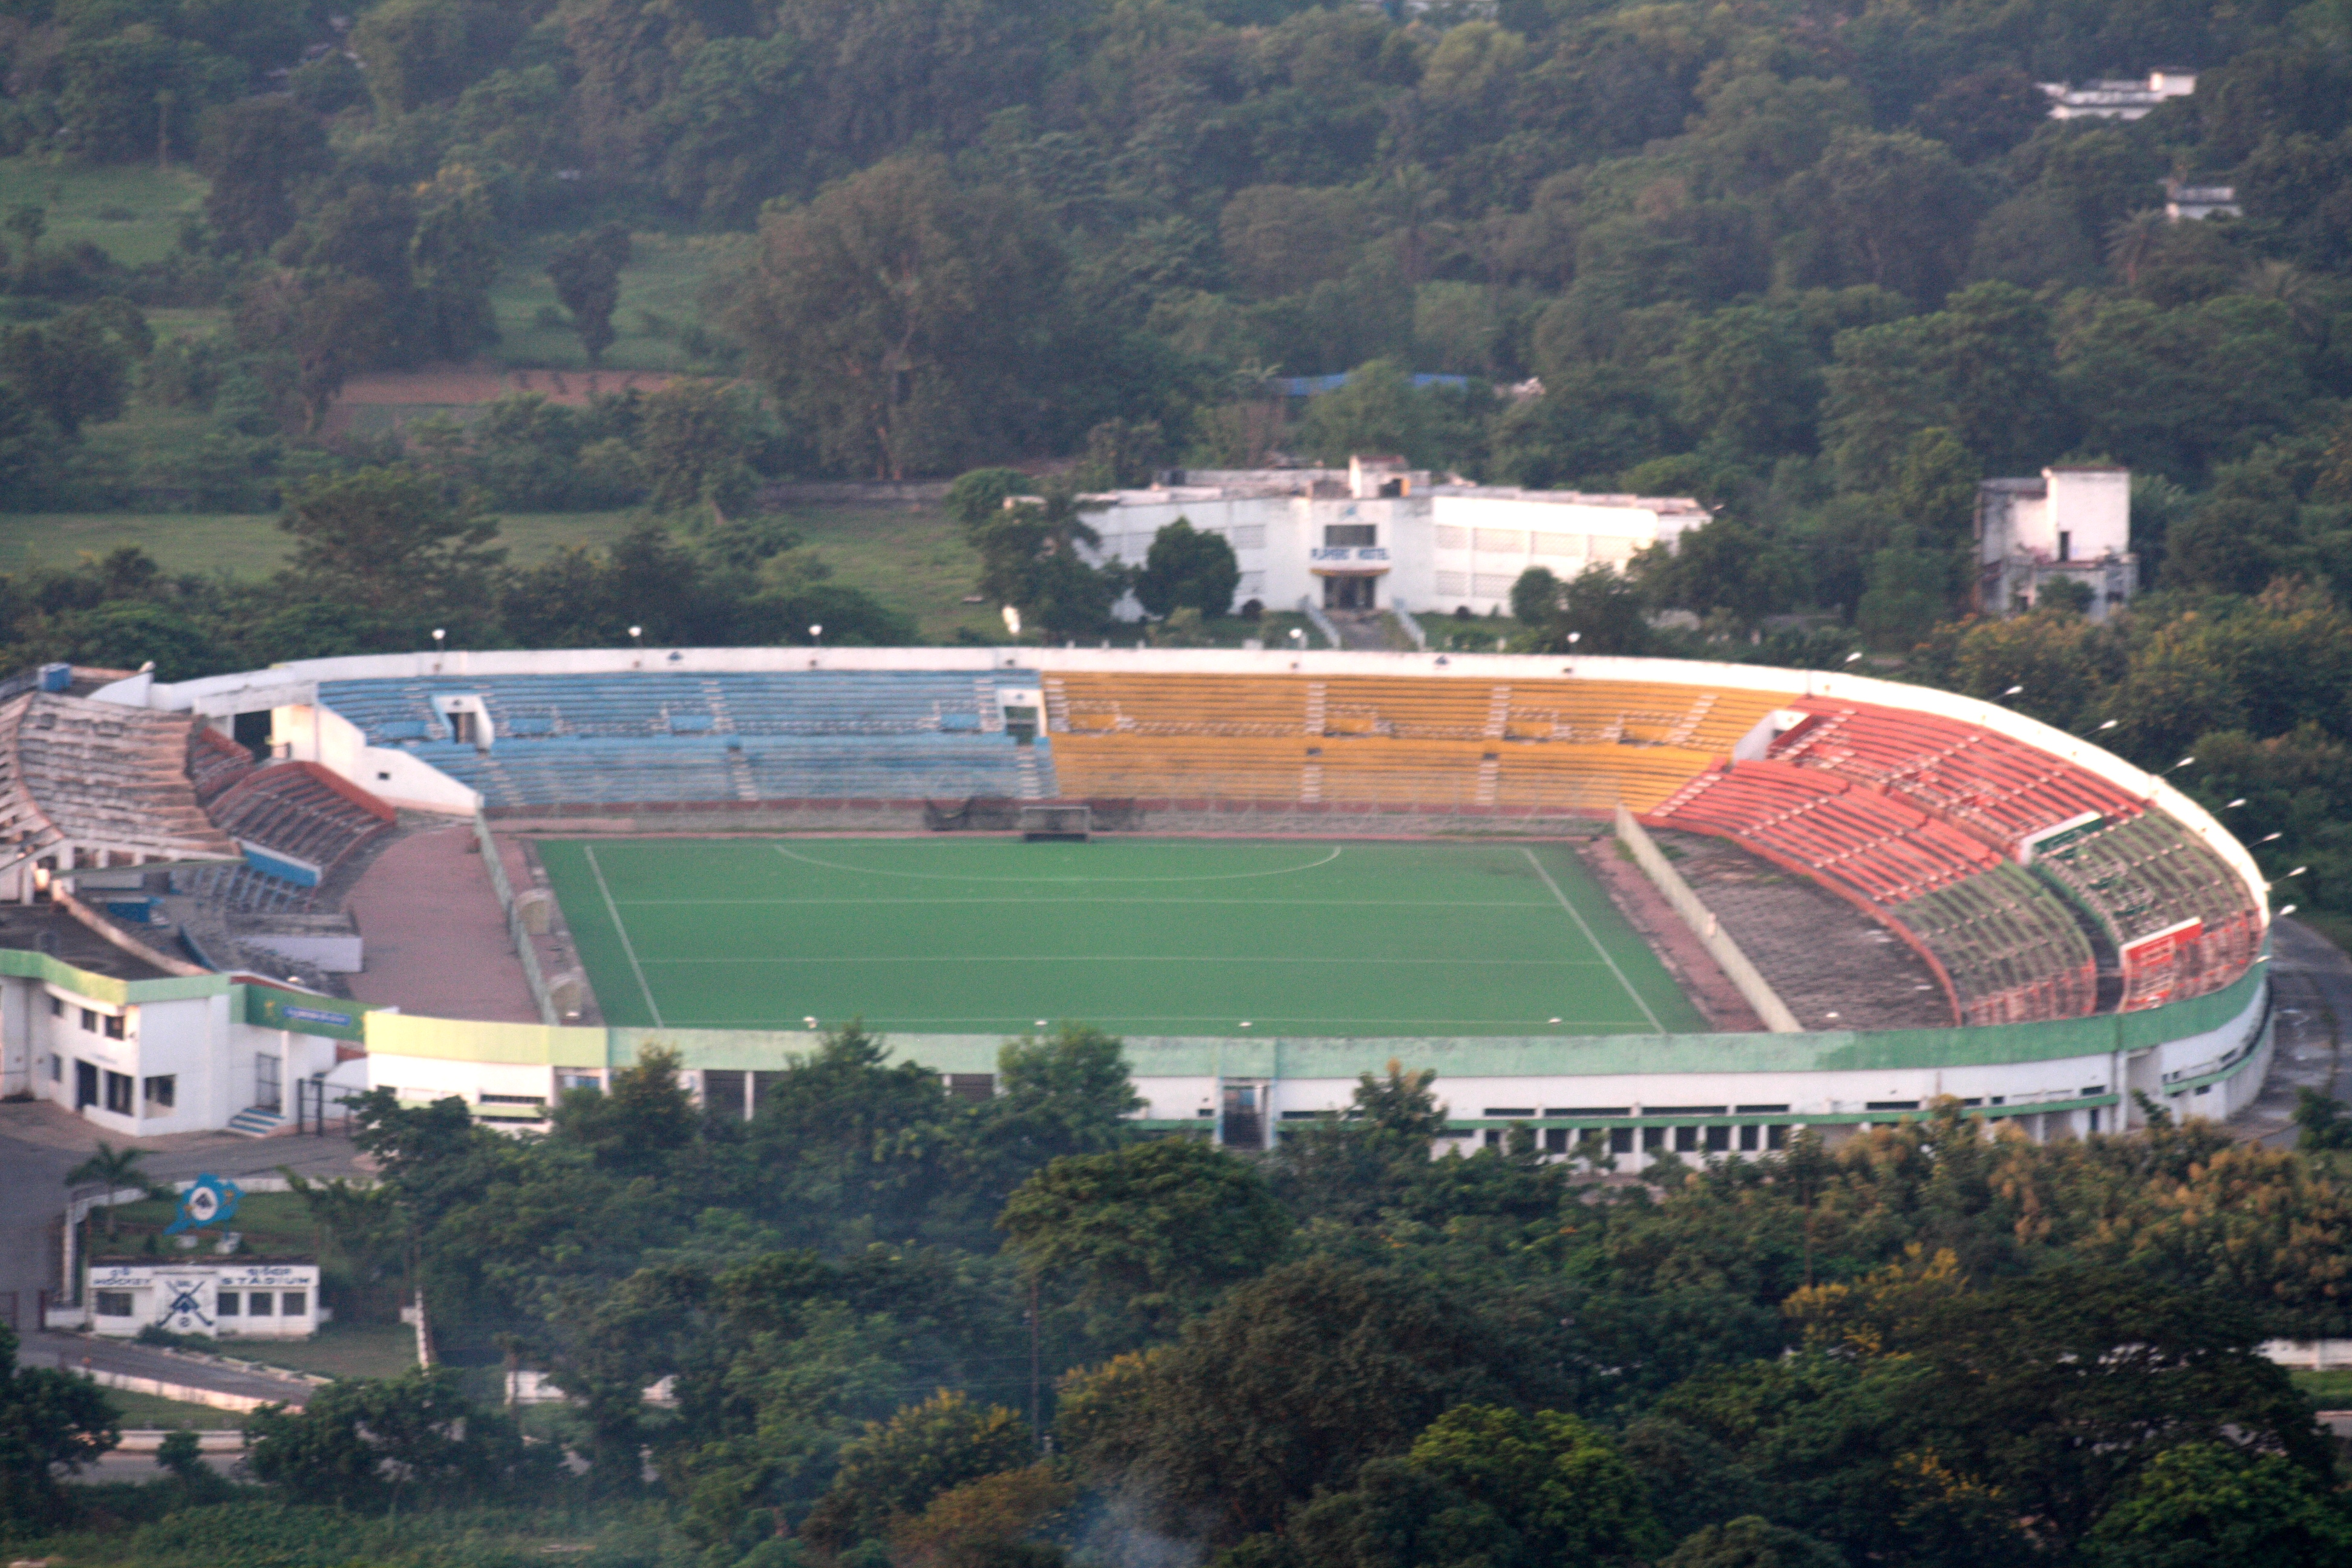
[487,230,752,373]
[0,510,654,579]
[103,1388,247,1429]
[223,1321,417,1382]
[541,835,1704,1036]
[0,155,207,267]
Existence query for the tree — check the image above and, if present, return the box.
[1511,566,1561,626]
[1663,1517,1847,1567]
[639,379,757,514]
[801,1390,1034,1554]
[1062,1257,1544,1542]
[550,1045,697,1179]
[1268,1062,1449,1226]
[0,300,152,437]
[1677,306,1817,459]
[731,155,1065,478]
[2084,1439,2352,1566]
[234,273,393,434]
[547,221,633,368]
[890,1465,1073,1568]
[2293,1089,2352,1152]
[1000,1137,1292,1336]
[1523,565,1651,655]
[1785,131,1981,307]
[278,466,505,621]
[411,171,502,362]
[1278,1405,1667,1568]
[1135,518,1240,619]
[244,1368,548,1511]
[197,99,329,254]
[957,477,1118,636]
[0,1324,117,1527]
[7,205,44,287]
[64,1140,162,1238]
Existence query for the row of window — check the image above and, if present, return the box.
[47,1056,173,1112]
[93,1290,306,1318]
[51,995,126,1037]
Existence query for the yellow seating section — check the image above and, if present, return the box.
[1042,672,1786,812]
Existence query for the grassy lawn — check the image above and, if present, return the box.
[226,1320,417,1381]
[105,1388,247,1430]
[0,155,207,268]
[0,510,656,579]
[488,229,753,373]
[1417,610,1529,651]
[95,1191,321,1255]
[784,504,998,644]
[2291,1367,2352,1406]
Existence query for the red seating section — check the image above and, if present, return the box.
[207,762,395,884]
[186,725,256,806]
[1769,699,2144,852]
[1648,760,2001,907]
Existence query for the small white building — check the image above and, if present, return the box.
[85,1256,322,1340]
[2040,70,2197,120]
[2165,178,2240,221]
[1975,466,2136,621]
[1083,457,1711,619]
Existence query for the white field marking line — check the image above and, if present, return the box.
[639,955,1616,965]
[611,896,1557,909]
[771,843,1343,883]
[584,843,664,1028]
[668,1016,1641,1029]
[1520,845,1663,1033]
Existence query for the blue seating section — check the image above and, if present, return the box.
[315,673,1053,808]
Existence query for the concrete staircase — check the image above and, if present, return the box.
[226,1106,286,1138]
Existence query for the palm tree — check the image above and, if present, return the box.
[65,1142,162,1238]
[2105,209,2168,290]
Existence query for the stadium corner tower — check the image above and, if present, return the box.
[0,648,2272,1168]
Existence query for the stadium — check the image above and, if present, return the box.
[0,645,2273,1166]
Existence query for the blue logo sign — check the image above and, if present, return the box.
[164,1174,241,1236]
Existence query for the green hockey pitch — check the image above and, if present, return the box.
[537,836,1704,1037]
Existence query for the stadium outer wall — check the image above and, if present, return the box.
[80,648,2277,1160]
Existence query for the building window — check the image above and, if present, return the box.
[1609,1127,1635,1155]
[94,1290,134,1317]
[946,1073,995,1103]
[103,1013,124,1040]
[247,1292,273,1317]
[217,1292,240,1316]
[47,1053,60,1081]
[1673,1126,1701,1152]
[1767,1125,1789,1150]
[103,1071,132,1116]
[80,1008,96,1032]
[49,996,62,1018]
[1739,1125,1760,1151]
[281,1292,308,1316]
[1325,524,1376,547]
[143,1075,175,1110]
[1705,1125,1731,1152]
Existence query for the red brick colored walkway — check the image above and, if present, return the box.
[345,822,539,1023]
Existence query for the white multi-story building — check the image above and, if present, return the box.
[1082,457,1713,618]
[2040,70,2198,120]
[1974,465,2137,621]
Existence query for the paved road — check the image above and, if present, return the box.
[0,1099,365,1404]
[2227,918,2350,1147]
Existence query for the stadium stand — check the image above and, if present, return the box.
[2032,812,2262,1009]
[1646,761,2001,905]
[315,672,1052,808]
[1890,864,2099,1024]
[188,725,256,804]
[206,763,395,883]
[1769,698,2145,851]
[0,690,238,871]
[1044,673,1791,811]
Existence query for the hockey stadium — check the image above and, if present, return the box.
[0,645,2274,1165]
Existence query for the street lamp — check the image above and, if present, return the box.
[2001,685,2024,698]
[809,624,823,646]
[1566,632,1581,646]
[2096,719,2118,731]
[1843,651,1863,664]
[628,625,642,648]
[2166,755,2195,772]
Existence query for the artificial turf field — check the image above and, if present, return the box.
[535,837,1707,1037]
